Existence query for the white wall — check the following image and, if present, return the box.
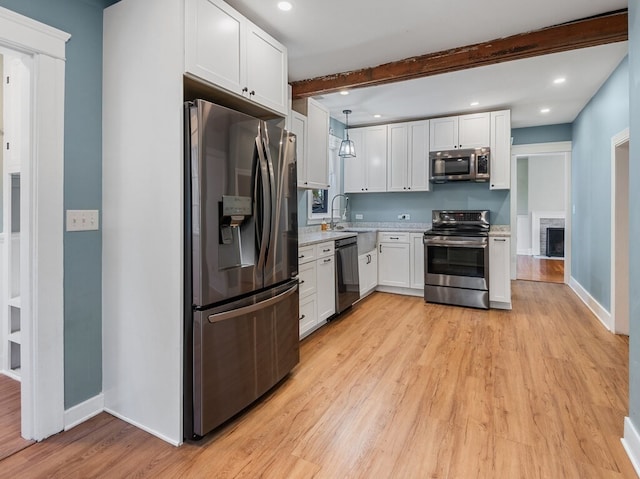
[529,154,565,212]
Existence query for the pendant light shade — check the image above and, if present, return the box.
[339,109,356,158]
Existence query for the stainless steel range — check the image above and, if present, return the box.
[423,210,490,309]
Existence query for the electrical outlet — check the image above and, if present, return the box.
[355,214,364,220]
[67,210,100,231]
[397,214,411,220]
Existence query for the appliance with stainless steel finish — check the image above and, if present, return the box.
[184,99,299,439]
[424,210,490,309]
[334,236,360,315]
[430,148,490,183]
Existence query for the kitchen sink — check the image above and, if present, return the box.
[343,228,377,254]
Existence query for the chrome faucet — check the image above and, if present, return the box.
[330,194,349,230]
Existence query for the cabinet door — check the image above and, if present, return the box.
[290,111,307,188]
[185,0,244,96]
[299,295,317,338]
[306,99,330,189]
[298,261,316,298]
[316,256,336,322]
[364,125,388,192]
[408,120,430,191]
[490,110,511,190]
[410,233,425,289]
[344,128,365,193]
[245,23,287,115]
[387,123,408,191]
[430,117,458,151]
[378,242,410,287]
[489,236,511,304]
[366,250,378,292]
[458,112,490,149]
[358,254,369,296]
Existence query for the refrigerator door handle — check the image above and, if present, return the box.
[255,136,271,271]
[261,132,278,265]
[207,283,298,324]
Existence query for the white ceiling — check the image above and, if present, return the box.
[225,0,628,128]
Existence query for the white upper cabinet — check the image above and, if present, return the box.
[185,0,288,116]
[489,109,511,190]
[290,111,308,188]
[291,98,330,189]
[344,125,387,193]
[429,112,490,151]
[387,120,430,192]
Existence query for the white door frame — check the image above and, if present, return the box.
[611,128,630,334]
[0,6,69,441]
[510,141,572,284]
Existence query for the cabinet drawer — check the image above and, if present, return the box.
[316,241,335,258]
[298,261,317,298]
[298,245,316,264]
[378,232,409,243]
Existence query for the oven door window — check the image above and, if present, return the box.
[444,157,470,175]
[428,245,485,278]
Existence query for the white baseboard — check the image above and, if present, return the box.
[375,285,423,297]
[568,277,612,331]
[103,407,182,446]
[622,417,640,477]
[64,393,104,431]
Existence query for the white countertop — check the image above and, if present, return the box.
[489,225,511,237]
[299,230,357,247]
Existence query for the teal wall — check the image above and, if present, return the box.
[571,57,628,312]
[0,0,111,408]
[511,123,572,145]
[628,1,640,432]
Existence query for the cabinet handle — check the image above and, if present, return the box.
[299,314,305,321]
[367,254,371,264]
[299,280,305,284]
[242,87,248,93]
[298,255,305,259]
[379,244,382,253]
[323,258,332,263]
[494,238,506,242]
[390,237,399,240]
[249,90,255,96]
[322,248,331,252]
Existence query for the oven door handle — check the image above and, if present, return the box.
[425,239,487,248]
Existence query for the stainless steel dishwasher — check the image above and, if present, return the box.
[334,236,360,315]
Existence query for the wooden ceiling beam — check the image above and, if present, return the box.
[291,10,628,99]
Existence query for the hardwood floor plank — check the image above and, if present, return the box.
[0,283,635,478]
[0,374,34,460]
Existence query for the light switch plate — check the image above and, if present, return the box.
[67,210,99,231]
[355,214,364,220]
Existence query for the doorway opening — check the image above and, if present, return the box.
[510,142,572,285]
[611,128,629,335]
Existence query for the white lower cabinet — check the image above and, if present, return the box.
[358,250,378,297]
[410,233,425,290]
[377,233,410,288]
[316,253,336,322]
[298,240,336,338]
[489,235,512,309]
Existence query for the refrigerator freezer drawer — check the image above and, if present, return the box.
[192,281,299,437]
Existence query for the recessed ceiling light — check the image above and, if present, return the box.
[470,101,480,106]
[553,77,566,85]
[540,108,551,114]
[340,90,349,96]
[374,114,381,118]
[277,1,292,11]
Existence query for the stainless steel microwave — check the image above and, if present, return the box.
[429,147,490,183]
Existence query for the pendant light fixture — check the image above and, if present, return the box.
[338,109,356,158]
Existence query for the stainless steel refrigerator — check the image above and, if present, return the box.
[183,99,299,439]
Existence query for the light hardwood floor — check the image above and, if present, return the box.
[0,375,33,461]
[0,282,635,478]
[517,255,565,283]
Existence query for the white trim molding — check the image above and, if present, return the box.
[64,394,104,431]
[0,6,70,441]
[569,276,612,331]
[622,417,640,478]
[610,128,630,335]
